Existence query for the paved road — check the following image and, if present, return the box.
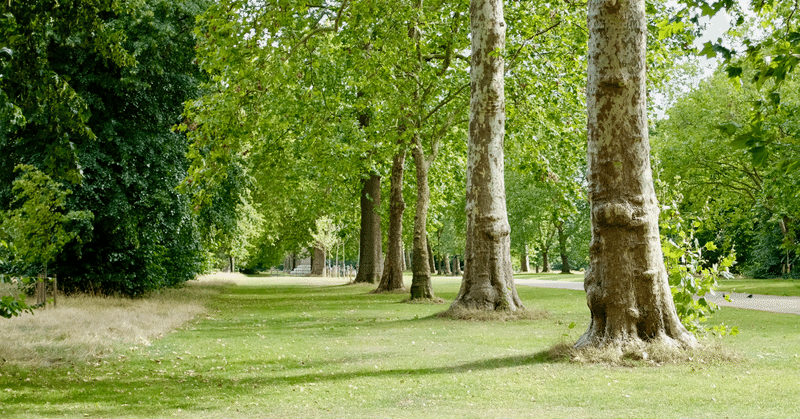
[516,278,800,316]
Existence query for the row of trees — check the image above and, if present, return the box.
[2,0,796,353]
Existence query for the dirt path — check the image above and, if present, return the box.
[516,278,800,315]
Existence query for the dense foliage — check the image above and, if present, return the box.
[1,0,209,296]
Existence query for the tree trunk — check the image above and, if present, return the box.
[427,237,436,274]
[443,253,452,275]
[557,223,571,274]
[311,245,325,276]
[375,149,407,293]
[410,138,436,299]
[541,247,550,273]
[520,245,530,273]
[451,0,522,312]
[453,254,462,275]
[229,255,235,273]
[577,0,697,350]
[354,174,383,284]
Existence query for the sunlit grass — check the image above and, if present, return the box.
[1,273,798,418]
[515,272,585,282]
[717,277,800,297]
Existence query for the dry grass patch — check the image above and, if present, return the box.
[436,306,549,321]
[553,339,743,367]
[0,282,226,367]
[402,296,447,304]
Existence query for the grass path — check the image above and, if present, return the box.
[1,274,799,418]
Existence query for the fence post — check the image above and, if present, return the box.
[36,274,46,306]
[53,275,57,308]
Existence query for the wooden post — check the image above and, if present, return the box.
[36,274,45,306]
[53,275,57,308]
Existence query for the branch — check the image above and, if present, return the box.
[286,0,349,59]
[506,20,562,73]
[422,82,470,124]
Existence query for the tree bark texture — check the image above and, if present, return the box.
[410,139,436,299]
[354,174,384,284]
[451,0,523,311]
[375,149,407,292]
[311,246,325,276]
[577,0,697,349]
[453,255,462,275]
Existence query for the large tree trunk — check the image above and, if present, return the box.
[557,223,571,274]
[520,245,530,273]
[375,149,407,293]
[577,0,697,350]
[354,174,383,283]
[451,0,522,312]
[410,138,436,299]
[310,246,325,276]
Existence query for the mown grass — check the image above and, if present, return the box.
[514,272,585,282]
[1,273,799,418]
[717,277,800,297]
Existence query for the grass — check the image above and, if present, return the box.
[1,273,799,418]
[514,272,585,282]
[717,277,800,297]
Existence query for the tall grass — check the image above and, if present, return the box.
[0,281,228,367]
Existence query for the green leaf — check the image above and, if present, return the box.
[717,122,740,136]
[768,91,780,106]
[729,133,753,150]
[750,146,769,167]
[699,41,716,58]
[725,66,743,78]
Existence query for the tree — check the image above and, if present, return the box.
[1,0,209,296]
[354,174,383,283]
[680,0,800,171]
[450,0,523,312]
[1,165,91,276]
[576,0,697,350]
[375,146,407,292]
[652,70,800,278]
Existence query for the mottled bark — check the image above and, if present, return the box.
[557,223,571,274]
[375,149,407,293]
[520,245,530,273]
[577,0,697,350]
[354,174,383,284]
[451,0,523,311]
[410,138,436,299]
[311,246,325,276]
[443,253,452,275]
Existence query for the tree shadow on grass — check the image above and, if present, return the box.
[249,346,569,388]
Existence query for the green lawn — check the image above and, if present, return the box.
[514,272,585,282]
[1,276,799,418]
[717,277,800,297]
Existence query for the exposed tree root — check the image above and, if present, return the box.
[436,306,548,322]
